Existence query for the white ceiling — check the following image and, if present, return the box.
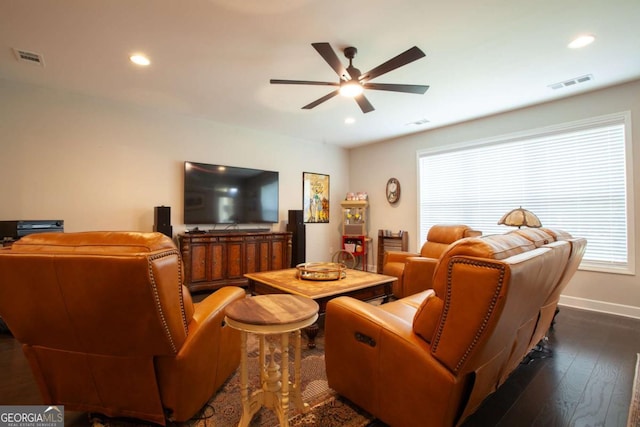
[1,0,639,148]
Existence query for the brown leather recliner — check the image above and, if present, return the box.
[0,231,246,425]
[326,229,585,427]
[382,224,481,298]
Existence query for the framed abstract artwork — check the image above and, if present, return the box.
[303,172,329,223]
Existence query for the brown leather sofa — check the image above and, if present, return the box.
[382,224,481,298]
[326,228,586,427]
[0,231,246,425]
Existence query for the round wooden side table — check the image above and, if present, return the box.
[225,294,319,427]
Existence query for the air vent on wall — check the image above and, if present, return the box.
[13,48,45,67]
[548,74,593,90]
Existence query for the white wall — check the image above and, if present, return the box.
[3,76,639,317]
[0,78,349,264]
[350,79,640,318]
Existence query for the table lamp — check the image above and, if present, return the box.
[498,206,542,228]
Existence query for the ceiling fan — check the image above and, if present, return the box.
[270,42,429,114]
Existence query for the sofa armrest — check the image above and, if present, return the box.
[383,250,420,265]
[183,286,246,382]
[382,250,422,298]
[189,286,246,326]
[325,297,437,395]
[326,296,419,342]
[325,296,461,426]
[403,256,438,296]
[156,286,246,421]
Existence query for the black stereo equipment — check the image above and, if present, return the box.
[0,220,64,240]
[286,210,305,267]
[153,206,173,238]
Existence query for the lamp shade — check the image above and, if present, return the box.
[498,207,542,228]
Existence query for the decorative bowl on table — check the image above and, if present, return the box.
[295,262,347,281]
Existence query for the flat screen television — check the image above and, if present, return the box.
[183,161,279,225]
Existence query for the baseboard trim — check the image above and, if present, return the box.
[559,295,640,320]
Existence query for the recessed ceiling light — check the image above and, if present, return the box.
[129,54,150,66]
[344,117,356,124]
[568,34,595,49]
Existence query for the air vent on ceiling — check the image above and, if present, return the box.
[549,74,593,90]
[405,118,430,126]
[13,48,45,67]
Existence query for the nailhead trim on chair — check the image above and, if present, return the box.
[176,254,189,333]
[432,258,505,373]
[147,249,183,354]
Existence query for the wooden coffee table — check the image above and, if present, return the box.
[245,268,397,347]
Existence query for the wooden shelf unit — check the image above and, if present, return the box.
[377,230,409,273]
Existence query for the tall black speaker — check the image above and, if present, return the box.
[287,209,305,267]
[154,206,173,238]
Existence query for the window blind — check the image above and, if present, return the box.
[418,113,633,274]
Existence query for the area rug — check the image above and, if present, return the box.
[184,333,374,427]
[629,353,640,427]
[78,333,372,427]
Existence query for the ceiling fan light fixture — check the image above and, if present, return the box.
[339,81,363,97]
[270,43,428,113]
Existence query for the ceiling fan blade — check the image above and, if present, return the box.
[354,94,375,113]
[302,90,340,109]
[312,42,350,80]
[360,46,426,82]
[270,79,339,87]
[364,82,430,94]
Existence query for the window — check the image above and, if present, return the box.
[417,112,634,274]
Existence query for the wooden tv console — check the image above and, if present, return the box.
[178,231,292,292]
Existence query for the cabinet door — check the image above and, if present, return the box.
[258,241,271,271]
[226,241,243,279]
[210,243,224,281]
[245,239,259,274]
[270,239,285,270]
[190,243,208,282]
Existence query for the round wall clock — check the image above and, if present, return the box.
[386,178,400,204]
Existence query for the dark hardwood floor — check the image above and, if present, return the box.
[460,306,640,427]
[1,306,639,426]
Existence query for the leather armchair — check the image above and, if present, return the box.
[0,231,246,425]
[382,224,481,298]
